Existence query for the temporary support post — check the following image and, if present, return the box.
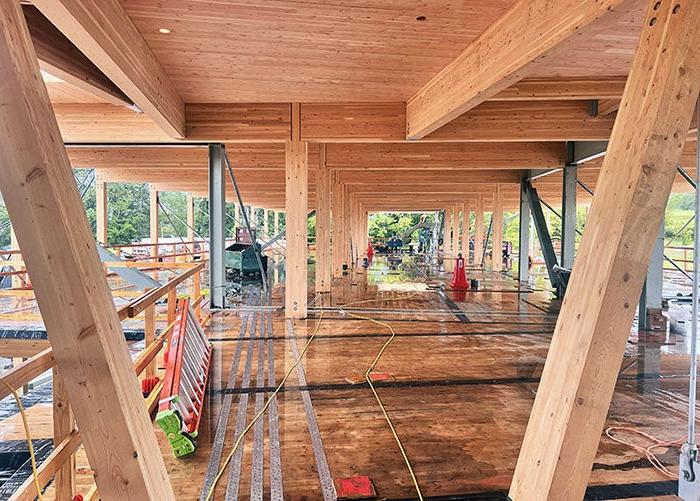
[149,185,159,257]
[561,163,578,269]
[316,144,332,292]
[186,193,195,254]
[285,103,308,318]
[0,2,175,497]
[96,173,108,245]
[518,178,531,283]
[639,220,665,330]
[492,185,504,272]
[209,144,226,309]
[524,181,563,294]
[474,195,485,266]
[510,1,700,499]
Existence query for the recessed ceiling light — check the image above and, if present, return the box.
[158,28,171,34]
[416,15,427,22]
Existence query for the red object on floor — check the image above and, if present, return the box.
[72,495,84,501]
[369,371,393,382]
[334,475,377,499]
[451,254,468,290]
[366,241,374,260]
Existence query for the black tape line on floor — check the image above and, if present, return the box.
[209,372,685,396]
[207,329,555,342]
[384,480,676,501]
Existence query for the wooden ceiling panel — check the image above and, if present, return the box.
[527,0,645,79]
[121,0,519,102]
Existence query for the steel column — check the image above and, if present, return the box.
[208,144,226,309]
[524,181,563,294]
[518,178,531,283]
[561,164,577,269]
[638,221,664,330]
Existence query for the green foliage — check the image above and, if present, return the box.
[105,183,150,245]
[0,201,9,248]
[308,214,316,240]
[368,212,437,243]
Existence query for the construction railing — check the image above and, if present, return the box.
[665,245,694,273]
[0,262,206,501]
[0,261,205,324]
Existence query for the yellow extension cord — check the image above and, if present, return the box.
[338,292,424,501]
[206,291,424,500]
[1,379,44,501]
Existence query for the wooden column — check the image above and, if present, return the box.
[149,185,159,257]
[462,202,471,260]
[474,195,485,266]
[452,203,461,258]
[492,184,504,271]
[443,206,454,271]
[95,172,107,245]
[332,178,345,277]
[316,144,332,292]
[285,103,308,319]
[510,1,700,499]
[52,367,75,500]
[186,193,195,255]
[343,185,351,268]
[0,3,175,498]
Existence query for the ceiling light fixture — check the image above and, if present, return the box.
[158,28,171,34]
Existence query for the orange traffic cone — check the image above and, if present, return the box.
[451,253,468,290]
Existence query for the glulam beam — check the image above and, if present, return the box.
[22,5,131,107]
[510,1,700,498]
[405,0,627,139]
[34,0,185,138]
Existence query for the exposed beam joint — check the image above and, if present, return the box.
[33,0,185,138]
